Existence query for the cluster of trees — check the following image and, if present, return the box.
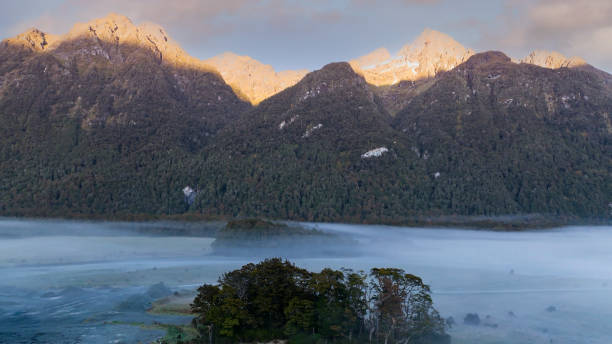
[190,258,449,344]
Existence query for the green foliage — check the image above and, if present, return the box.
[225,218,286,230]
[0,38,249,218]
[0,43,610,222]
[369,269,446,343]
[193,59,612,222]
[215,219,324,241]
[159,325,199,344]
[190,258,449,344]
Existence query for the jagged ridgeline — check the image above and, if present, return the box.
[0,14,249,216]
[0,14,610,220]
[195,55,612,221]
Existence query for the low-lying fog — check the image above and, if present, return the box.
[0,218,611,343]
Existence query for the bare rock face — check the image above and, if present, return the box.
[350,29,474,86]
[48,13,210,70]
[205,52,308,105]
[4,16,597,106]
[350,31,592,87]
[350,47,391,69]
[1,13,220,79]
[2,13,310,106]
[0,12,250,136]
[3,28,57,52]
[520,50,587,69]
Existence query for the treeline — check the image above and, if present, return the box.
[188,258,449,344]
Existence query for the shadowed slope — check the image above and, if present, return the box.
[392,51,612,216]
[191,53,611,221]
[193,62,411,221]
[0,14,250,217]
[0,13,610,221]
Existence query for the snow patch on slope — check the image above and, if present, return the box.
[361,147,388,158]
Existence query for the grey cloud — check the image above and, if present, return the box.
[486,0,612,71]
[9,0,350,49]
[12,0,345,35]
[526,0,612,33]
[13,0,255,38]
[350,0,441,7]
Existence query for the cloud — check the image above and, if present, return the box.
[12,0,254,37]
[526,0,612,33]
[9,0,347,43]
[350,0,440,7]
[488,0,612,70]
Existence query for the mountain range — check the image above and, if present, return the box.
[0,14,610,221]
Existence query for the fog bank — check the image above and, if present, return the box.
[0,219,610,343]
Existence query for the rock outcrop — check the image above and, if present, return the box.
[4,15,598,105]
[520,50,587,69]
[350,32,592,87]
[350,29,475,86]
[205,52,308,104]
[350,47,391,70]
[2,13,308,105]
[2,28,57,52]
[50,13,211,71]
[3,13,212,72]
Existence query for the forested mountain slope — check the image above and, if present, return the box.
[192,54,612,221]
[0,15,610,221]
[0,15,249,217]
[392,52,612,217]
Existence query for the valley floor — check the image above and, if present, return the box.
[1,219,611,343]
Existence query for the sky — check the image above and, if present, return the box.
[1,0,611,72]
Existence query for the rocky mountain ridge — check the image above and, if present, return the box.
[0,13,249,216]
[350,29,475,86]
[204,52,308,105]
[518,50,587,69]
[349,29,597,87]
[4,14,208,70]
[0,14,610,220]
[193,52,612,220]
[3,14,600,105]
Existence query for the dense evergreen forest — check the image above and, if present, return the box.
[193,58,612,222]
[0,29,610,223]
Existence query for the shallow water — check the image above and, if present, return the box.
[0,218,610,343]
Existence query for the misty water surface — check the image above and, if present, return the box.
[0,218,611,344]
